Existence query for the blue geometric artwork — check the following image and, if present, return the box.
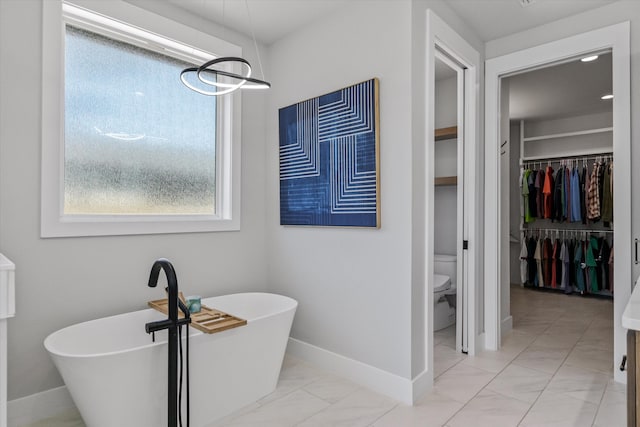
[279,79,380,227]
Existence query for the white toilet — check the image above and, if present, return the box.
[434,254,457,331]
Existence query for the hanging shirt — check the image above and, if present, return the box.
[565,166,571,221]
[570,167,582,222]
[587,163,601,220]
[598,161,605,213]
[574,239,585,292]
[527,237,538,285]
[602,162,613,225]
[536,170,545,219]
[534,238,544,287]
[553,167,564,221]
[555,238,563,287]
[523,170,534,223]
[520,237,528,285]
[581,166,588,224]
[600,239,611,291]
[543,166,554,218]
[586,236,599,292]
[543,238,553,286]
[567,240,575,294]
[560,241,570,290]
[528,171,538,220]
[551,239,559,287]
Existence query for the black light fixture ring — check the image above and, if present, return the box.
[181,56,270,96]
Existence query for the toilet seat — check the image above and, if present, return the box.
[433,274,451,292]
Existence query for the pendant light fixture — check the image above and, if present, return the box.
[180,0,270,96]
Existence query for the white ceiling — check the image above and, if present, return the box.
[507,52,612,120]
[166,0,621,45]
[166,0,352,45]
[166,0,617,120]
[445,0,619,41]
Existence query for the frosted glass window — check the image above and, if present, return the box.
[64,25,217,215]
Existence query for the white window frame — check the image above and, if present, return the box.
[42,0,242,237]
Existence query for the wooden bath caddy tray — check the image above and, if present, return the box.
[148,294,247,334]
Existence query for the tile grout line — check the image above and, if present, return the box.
[439,325,545,426]
[365,402,401,427]
[516,298,601,426]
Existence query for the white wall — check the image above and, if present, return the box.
[266,0,483,383]
[434,76,457,129]
[0,0,268,400]
[522,111,613,158]
[266,0,414,379]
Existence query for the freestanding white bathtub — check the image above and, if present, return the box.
[44,292,297,427]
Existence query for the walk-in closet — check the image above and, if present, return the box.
[504,52,614,350]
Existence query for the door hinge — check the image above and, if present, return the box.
[463,240,469,250]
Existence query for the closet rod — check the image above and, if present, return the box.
[520,152,613,165]
[520,227,613,234]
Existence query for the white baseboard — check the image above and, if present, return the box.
[8,386,75,427]
[410,369,433,403]
[476,332,486,353]
[501,316,513,336]
[286,338,431,405]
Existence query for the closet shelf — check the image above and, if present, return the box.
[523,126,613,142]
[435,126,457,141]
[435,176,457,186]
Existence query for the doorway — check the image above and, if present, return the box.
[433,51,466,357]
[424,11,480,391]
[484,23,631,383]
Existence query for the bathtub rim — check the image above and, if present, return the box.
[44,292,297,359]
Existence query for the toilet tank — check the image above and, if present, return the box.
[434,254,457,287]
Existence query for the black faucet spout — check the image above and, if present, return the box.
[148,258,180,325]
[145,318,173,334]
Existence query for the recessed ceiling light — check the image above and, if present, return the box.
[601,94,614,100]
[581,55,599,62]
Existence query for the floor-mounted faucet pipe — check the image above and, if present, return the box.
[145,258,191,427]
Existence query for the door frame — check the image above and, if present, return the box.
[484,22,631,383]
[425,9,480,377]
[434,49,467,353]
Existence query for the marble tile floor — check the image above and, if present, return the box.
[26,285,624,427]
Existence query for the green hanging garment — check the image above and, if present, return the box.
[585,236,599,292]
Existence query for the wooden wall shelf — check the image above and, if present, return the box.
[435,126,457,141]
[435,176,457,186]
